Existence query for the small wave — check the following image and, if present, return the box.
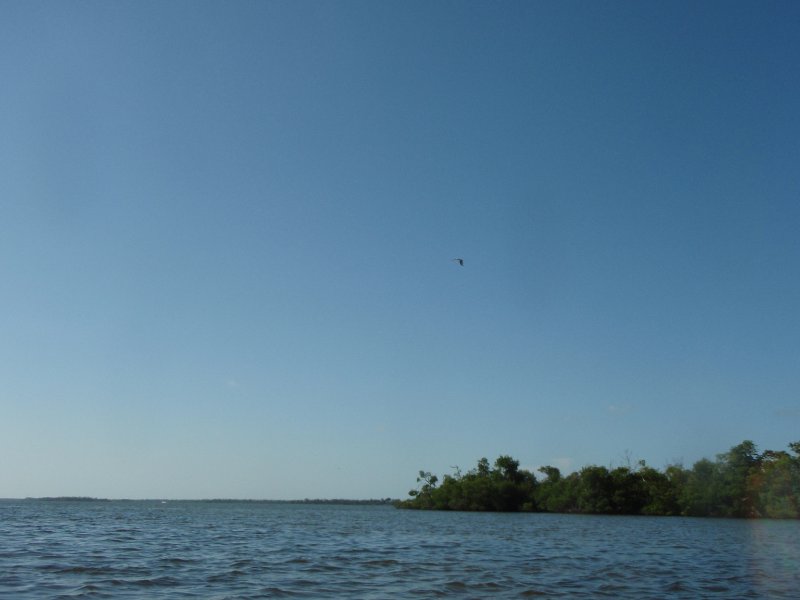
[159,556,197,565]
[300,562,343,573]
[445,580,468,590]
[444,579,507,595]
[473,580,507,591]
[129,576,181,587]
[598,582,629,594]
[665,580,685,592]
[282,556,311,565]
[408,588,449,597]
[283,578,317,588]
[231,558,255,569]
[75,583,102,593]
[702,583,731,593]
[362,558,402,567]
[595,568,626,580]
[258,586,302,597]
[207,569,246,583]
[43,565,115,576]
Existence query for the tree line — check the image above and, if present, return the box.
[396,440,800,518]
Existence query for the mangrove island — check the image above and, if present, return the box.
[397,440,800,518]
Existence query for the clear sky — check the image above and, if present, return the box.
[1,1,798,500]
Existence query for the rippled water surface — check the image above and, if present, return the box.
[1,499,798,598]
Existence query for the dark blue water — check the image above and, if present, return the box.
[1,499,798,598]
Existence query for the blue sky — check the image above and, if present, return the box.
[1,1,798,499]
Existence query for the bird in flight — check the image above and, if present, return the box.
[452,258,464,266]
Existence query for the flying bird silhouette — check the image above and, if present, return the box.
[452,258,464,266]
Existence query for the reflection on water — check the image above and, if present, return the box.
[1,500,798,598]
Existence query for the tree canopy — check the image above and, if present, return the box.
[397,440,800,518]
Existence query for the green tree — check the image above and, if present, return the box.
[749,443,800,518]
[609,465,648,514]
[404,470,438,509]
[717,440,761,517]
[535,466,569,512]
[494,455,522,482]
[575,466,612,514]
[640,461,682,516]
[680,458,723,516]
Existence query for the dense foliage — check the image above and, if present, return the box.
[397,441,800,518]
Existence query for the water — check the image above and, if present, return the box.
[1,500,798,598]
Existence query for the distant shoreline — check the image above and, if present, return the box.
[19,497,398,505]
